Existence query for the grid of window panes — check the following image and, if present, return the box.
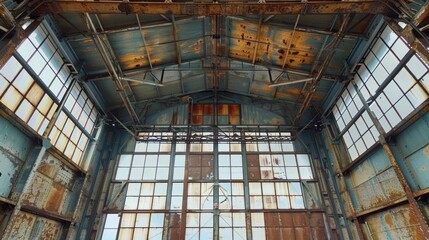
[333,25,429,161]
[246,137,309,210]
[332,84,364,132]
[341,111,379,160]
[0,23,98,167]
[247,154,313,180]
[185,213,214,240]
[103,132,318,239]
[114,140,172,213]
[101,213,166,240]
[17,24,73,101]
[64,83,97,133]
[0,56,58,135]
[248,182,304,209]
[219,213,247,240]
[48,111,89,165]
[356,26,429,133]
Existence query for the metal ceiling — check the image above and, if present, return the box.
[1,0,413,129]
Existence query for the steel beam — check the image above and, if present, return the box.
[251,16,262,65]
[294,14,352,125]
[171,14,182,65]
[87,57,342,82]
[34,1,396,16]
[413,0,429,26]
[84,13,140,126]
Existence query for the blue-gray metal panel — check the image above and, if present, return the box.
[405,146,429,190]
[0,116,33,197]
[241,104,285,125]
[395,112,429,157]
[107,31,149,71]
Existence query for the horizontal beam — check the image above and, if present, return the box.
[34,1,396,16]
[268,77,314,87]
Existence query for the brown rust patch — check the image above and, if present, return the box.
[384,213,394,228]
[44,182,66,213]
[37,159,57,178]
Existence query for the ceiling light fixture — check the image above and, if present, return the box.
[121,77,164,87]
[268,77,313,87]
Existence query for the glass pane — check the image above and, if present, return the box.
[1,56,22,81]
[2,86,23,111]
[135,213,150,227]
[28,51,46,74]
[13,69,33,94]
[16,99,34,122]
[249,182,261,195]
[17,39,36,61]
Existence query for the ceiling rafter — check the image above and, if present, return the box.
[293,13,353,125]
[64,16,364,43]
[86,57,344,82]
[252,16,263,65]
[34,1,396,16]
[84,13,141,126]
[170,14,182,65]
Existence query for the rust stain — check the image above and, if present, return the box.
[9,212,36,239]
[37,159,57,178]
[44,182,66,213]
[39,219,61,240]
[424,145,429,156]
[22,173,51,208]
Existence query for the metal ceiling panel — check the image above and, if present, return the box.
[107,30,149,71]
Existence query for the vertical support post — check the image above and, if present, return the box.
[241,138,252,240]
[163,133,177,240]
[180,103,193,240]
[352,81,429,238]
[213,128,220,240]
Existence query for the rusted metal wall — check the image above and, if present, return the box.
[321,108,429,239]
[7,211,63,240]
[347,148,405,214]
[363,203,425,240]
[20,152,83,218]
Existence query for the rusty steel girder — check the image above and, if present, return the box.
[33,1,397,16]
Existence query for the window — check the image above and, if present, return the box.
[333,25,429,161]
[103,131,319,239]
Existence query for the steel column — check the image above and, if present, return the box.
[241,138,252,240]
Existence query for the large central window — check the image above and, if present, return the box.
[101,130,324,240]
